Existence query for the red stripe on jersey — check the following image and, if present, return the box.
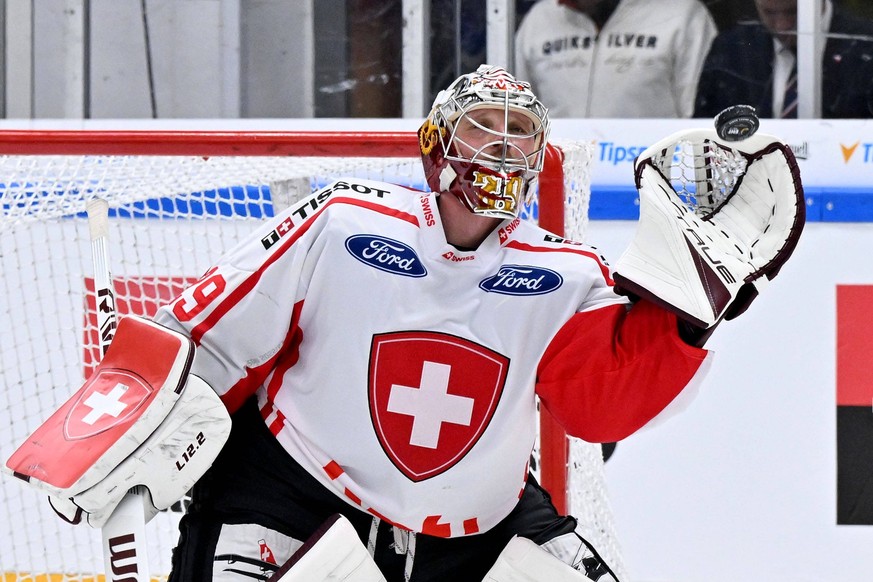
[345,488,362,505]
[364,508,411,532]
[463,518,479,535]
[190,196,419,344]
[360,201,419,226]
[259,400,274,421]
[505,240,613,285]
[220,301,305,414]
[267,408,286,435]
[368,508,391,522]
[265,315,305,403]
[256,400,286,435]
[519,462,529,499]
[421,515,452,538]
[324,460,344,480]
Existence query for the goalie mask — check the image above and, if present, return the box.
[418,64,550,220]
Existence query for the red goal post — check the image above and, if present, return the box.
[0,129,624,580]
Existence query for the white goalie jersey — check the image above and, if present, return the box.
[154,178,709,538]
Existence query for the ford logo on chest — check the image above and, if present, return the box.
[345,234,427,277]
[479,264,563,296]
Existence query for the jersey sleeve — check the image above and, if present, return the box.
[152,180,347,413]
[535,299,710,443]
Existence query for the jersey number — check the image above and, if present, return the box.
[172,270,227,322]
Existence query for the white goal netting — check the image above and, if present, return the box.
[0,131,625,581]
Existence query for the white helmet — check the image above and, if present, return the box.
[418,65,550,220]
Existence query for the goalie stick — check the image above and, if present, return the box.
[87,198,151,582]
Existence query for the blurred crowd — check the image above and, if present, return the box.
[346,0,873,119]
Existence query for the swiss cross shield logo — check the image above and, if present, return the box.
[369,331,509,482]
[64,368,153,440]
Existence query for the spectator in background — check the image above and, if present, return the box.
[514,0,717,118]
[694,0,873,118]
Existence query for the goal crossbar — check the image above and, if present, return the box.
[0,129,420,157]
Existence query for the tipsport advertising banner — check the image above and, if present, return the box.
[552,117,873,222]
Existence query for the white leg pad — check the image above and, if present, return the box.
[268,514,386,582]
[483,536,617,582]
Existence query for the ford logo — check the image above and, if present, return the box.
[479,264,563,296]
[345,235,427,278]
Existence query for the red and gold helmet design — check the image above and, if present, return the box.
[418,65,550,220]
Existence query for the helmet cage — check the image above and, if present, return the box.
[419,65,551,220]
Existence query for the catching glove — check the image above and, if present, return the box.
[613,127,805,336]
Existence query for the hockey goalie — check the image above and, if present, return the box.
[5,64,803,582]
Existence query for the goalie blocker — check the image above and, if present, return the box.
[4,315,231,527]
[613,127,804,341]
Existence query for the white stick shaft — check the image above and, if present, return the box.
[87,198,151,582]
[102,486,152,581]
[87,198,118,355]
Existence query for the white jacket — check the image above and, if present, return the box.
[515,0,717,117]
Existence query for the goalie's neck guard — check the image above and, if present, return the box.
[418,64,550,220]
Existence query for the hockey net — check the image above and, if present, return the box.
[0,130,625,580]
